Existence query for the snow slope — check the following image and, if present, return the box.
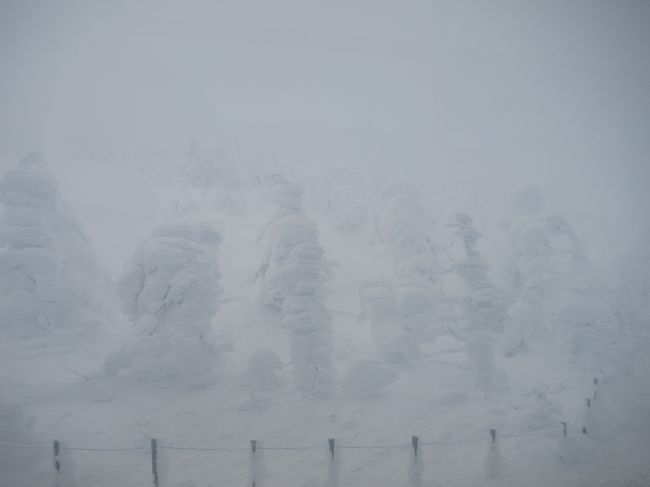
[0,157,648,487]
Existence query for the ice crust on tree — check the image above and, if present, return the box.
[258,174,334,395]
[0,152,114,340]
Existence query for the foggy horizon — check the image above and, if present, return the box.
[1,1,649,486]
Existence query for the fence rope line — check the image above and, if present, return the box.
[338,444,409,450]
[161,446,249,452]
[420,437,485,446]
[499,429,557,439]
[67,446,147,452]
[0,440,50,450]
[0,427,561,453]
[258,446,327,451]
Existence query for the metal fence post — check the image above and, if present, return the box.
[151,438,159,487]
[53,440,61,486]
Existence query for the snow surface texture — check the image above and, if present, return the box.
[0,157,648,487]
[0,152,114,340]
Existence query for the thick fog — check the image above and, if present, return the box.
[2,1,648,259]
[1,1,649,486]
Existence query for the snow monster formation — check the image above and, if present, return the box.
[0,152,114,340]
[506,187,622,371]
[361,180,444,362]
[106,148,230,388]
[258,174,335,396]
[449,212,508,395]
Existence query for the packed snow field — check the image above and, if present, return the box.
[1,149,649,487]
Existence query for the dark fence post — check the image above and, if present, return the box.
[250,440,257,487]
[489,429,497,444]
[151,438,159,487]
[328,438,335,460]
[410,435,422,487]
[53,440,61,486]
[561,421,567,437]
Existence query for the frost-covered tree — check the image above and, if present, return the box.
[118,222,221,337]
[510,187,585,301]
[106,222,222,387]
[258,175,334,395]
[106,146,237,388]
[363,180,445,361]
[506,187,621,370]
[449,213,508,394]
[0,152,114,339]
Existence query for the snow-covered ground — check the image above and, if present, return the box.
[1,150,648,487]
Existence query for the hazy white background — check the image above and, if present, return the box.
[1,3,649,485]
[1,0,648,272]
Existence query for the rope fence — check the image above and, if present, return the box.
[0,380,600,485]
[0,423,580,486]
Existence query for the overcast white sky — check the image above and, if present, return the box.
[1,0,648,270]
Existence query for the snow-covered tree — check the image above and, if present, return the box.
[106,145,239,388]
[0,152,114,339]
[106,221,222,387]
[258,174,334,396]
[506,187,621,370]
[449,213,508,394]
[364,180,445,361]
[118,222,221,337]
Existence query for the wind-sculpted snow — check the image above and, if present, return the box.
[0,152,114,339]
[108,222,222,387]
[258,175,334,395]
